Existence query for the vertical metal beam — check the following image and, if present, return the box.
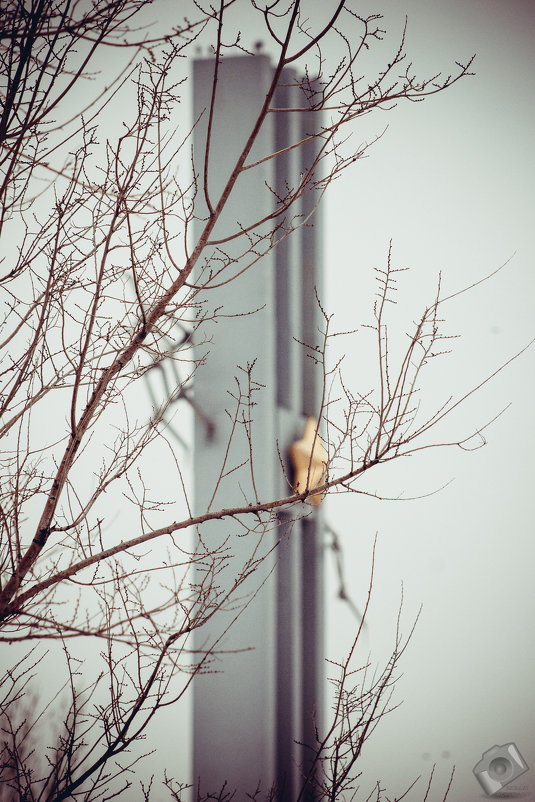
[299,106,325,798]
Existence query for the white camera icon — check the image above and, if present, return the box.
[473,742,528,795]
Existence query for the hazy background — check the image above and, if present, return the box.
[141,0,535,799]
[8,1,533,799]
[322,1,535,799]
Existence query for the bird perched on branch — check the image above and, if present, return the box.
[289,417,326,507]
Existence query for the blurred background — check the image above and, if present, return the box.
[142,1,535,798]
[322,1,535,799]
[7,1,532,799]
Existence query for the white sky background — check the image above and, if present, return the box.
[321,1,535,800]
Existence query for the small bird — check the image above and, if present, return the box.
[289,417,327,507]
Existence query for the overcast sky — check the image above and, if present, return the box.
[322,1,535,799]
[139,1,535,798]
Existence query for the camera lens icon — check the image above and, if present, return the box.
[473,743,528,795]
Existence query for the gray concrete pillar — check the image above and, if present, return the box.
[192,54,324,801]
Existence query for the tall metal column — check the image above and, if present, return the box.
[192,54,324,801]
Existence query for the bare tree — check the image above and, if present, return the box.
[0,1,522,799]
